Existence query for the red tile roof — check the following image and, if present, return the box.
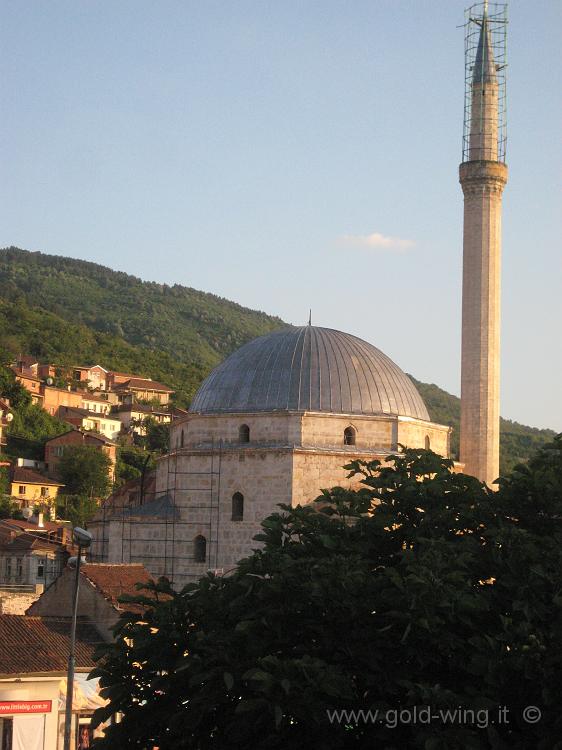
[81,563,155,613]
[114,378,174,392]
[11,467,64,486]
[16,355,39,368]
[12,367,41,382]
[0,616,101,675]
[0,531,63,553]
[45,428,116,446]
[0,518,70,535]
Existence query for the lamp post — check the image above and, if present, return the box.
[63,527,93,750]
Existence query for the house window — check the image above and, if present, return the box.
[239,424,250,443]
[18,485,26,495]
[425,435,431,450]
[232,492,244,522]
[180,430,184,448]
[41,487,49,497]
[5,559,11,577]
[194,535,207,563]
[16,558,23,578]
[37,560,45,578]
[344,426,356,446]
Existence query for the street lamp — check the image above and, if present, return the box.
[63,527,93,750]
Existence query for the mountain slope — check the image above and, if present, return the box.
[412,378,555,474]
[0,246,284,369]
[0,247,556,474]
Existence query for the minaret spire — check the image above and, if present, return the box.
[459,2,508,486]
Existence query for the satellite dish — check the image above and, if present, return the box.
[46,377,54,385]
[6,413,13,422]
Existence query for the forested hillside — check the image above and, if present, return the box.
[0,247,555,474]
[412,378,555,474]
[0,247,284,369]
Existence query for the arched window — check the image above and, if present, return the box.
[193,535,207,563]
[180,429,184,448]
[232,492,244,522]
[344,426,356,446]
[425,435,431,450]
[239,424,250,443]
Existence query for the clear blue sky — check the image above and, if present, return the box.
[1,1,560,430]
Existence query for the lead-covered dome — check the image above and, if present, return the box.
[190,326,430,421]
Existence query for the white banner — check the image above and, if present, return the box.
[13,714,45,750]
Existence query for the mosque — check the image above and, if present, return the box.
[91,2,507,588]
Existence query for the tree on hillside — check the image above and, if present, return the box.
[144,418,170,453]
[56,493,99,528]
[57,445,112,497]
[0,365,69,459]
[115,446,157,485]
[92,437,562,749]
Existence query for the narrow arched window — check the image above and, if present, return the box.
[180,429,184,448]
[194,535,207,563]
[239,424,250,443]
[425,435,431,450]
[344,426,356,446]
[232,492,244,522]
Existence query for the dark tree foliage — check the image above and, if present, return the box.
[91,437,562,750]
[115,446,157,485]
[0,467,22,519]
[56,493,99,528]
[143,418,170,454]
[57,446,112,497]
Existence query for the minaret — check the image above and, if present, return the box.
[459,2,508,485]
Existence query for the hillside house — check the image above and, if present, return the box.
[11,367,43,405]
[112,377,174,405]
[69,364,108,391]
[113,403,172,435]
[14,356,39,375]
[41,386,83,417]
[105,370,139,388]
[57,406,121,441]
[0,399,12,453]
[9,468,63,511]
[45,429,117,482]
[80,394,112,415]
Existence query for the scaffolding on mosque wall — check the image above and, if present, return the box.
[88,439,224,585]
[462,1,508,164]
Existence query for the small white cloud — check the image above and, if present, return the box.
[339,231,415,252]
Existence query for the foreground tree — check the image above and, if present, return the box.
[92,437,562,750]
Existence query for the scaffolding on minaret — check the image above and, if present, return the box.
[462,2,508,164]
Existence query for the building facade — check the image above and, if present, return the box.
[94,326,452,588]
[459,4,508,485]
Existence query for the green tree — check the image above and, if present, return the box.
[0,467,22,519]
[115,446,156,485]
[92,437,562,749]
[56,493,99,527]
[144,418,170,453]
[57,446,112,497]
